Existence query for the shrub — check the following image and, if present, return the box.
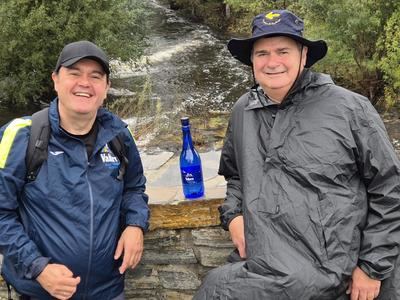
[0,0,148,109]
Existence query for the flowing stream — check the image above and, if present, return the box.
[106,0,254,150]
[111,0,251,114]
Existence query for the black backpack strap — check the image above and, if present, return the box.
[26,107,50,182]
[109,133,129,181]
[7,282,13,300]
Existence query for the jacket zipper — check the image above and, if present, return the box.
[83,149,94,300]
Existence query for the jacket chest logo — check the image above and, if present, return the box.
[100,144,120,169]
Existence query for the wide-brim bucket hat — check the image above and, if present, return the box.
[228,10,327,68]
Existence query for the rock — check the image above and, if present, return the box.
[142,248,197,265]
[144,229,181,249]
[158,265,201,290]
[126,264,161,289]
[124,289,159,300]
[196,246,233,267]
[192,227,233,247]
[141,151,174,171]
[149,199,223,230]
[107,87,135,98]
[160,291,194,300]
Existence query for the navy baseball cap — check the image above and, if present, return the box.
[228,10,328,68]
[54,41,110,75]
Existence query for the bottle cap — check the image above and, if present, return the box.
[181,117,190,126]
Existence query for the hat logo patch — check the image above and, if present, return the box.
[263,12,281,25]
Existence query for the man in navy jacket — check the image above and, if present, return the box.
[0,41,149,299]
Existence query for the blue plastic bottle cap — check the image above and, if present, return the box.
[181,117,190,126]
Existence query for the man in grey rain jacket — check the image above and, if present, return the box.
[194,9,400,300]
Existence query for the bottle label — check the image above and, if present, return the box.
[181,166,203,185]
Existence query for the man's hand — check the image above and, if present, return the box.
[228,215,246,258]
[346,266,381,300]
[114,225,144,274]
[36,263,80,300]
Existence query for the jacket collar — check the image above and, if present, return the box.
[49,99,127,147]
[245,85,276,110]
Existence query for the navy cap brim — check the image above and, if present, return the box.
[228,33,327,68]
[59,55,110,75]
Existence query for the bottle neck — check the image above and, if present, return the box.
[181,125,194,150]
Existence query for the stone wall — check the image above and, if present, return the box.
[0,198,233,300]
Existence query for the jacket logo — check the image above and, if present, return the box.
[101,153,119,163]
[101,144,120,169]
[50,151,64,156]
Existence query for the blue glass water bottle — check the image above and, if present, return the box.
[179,117,205,199]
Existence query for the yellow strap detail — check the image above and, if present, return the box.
[0,118,32,168]
[127,126,134,139]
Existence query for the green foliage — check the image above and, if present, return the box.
[220,0,400,106]
[223,0,270,12]
[223,0,294,34]
[0,0,148,109]
[299,0,399,104]
[171,0,228,29]
[378,9,400,107]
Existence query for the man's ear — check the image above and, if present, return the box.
[51,72,59,92]
[105,79,111,94]
[302,46,308,67]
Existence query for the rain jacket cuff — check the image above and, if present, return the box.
[127,224,145,233]
[359,261,393,281]
[126,214,149,232]
[219,207,242,231]
[25,256,50,279]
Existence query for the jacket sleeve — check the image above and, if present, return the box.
[0,119,48,278]
[353,100,400,280]
[218,120,243,230]
[120,128,150,231]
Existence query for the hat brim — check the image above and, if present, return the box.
[228,33,327,68]
[58,56,110,75]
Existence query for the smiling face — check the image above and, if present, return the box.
[252,36,307,102]
[52,58,110,124]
